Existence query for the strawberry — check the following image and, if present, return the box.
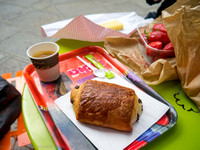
[161,32,170,45]
[163,42,174,50]
[139,30,149,43]
[148,31,162,43]
[159,50,175,58]
[142,33,148,43]
[148,31,170,45]
[146,41,162,57]
[152,23,166,33]
[139,33,148,45]
[159,42,175,58]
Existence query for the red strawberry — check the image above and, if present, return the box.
[152,23,166,33]
[142,33,148,43]
[139,33,148,45]
[148,31,162,43]
[159,42,175,58]
[148,31,170,45]
[161,32,170,45]
[163,42,174,50]
[146,41,162,57]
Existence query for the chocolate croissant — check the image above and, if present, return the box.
[70,80,142,132]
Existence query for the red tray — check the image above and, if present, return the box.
[23,46,177,150]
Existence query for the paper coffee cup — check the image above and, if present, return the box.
[27,42,60,82]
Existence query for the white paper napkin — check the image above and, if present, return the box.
[41,12,153,42]
[55,74,169,150]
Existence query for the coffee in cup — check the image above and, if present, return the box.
[27,42,60,82]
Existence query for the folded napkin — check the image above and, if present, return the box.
[55,74,169,150]
[41,12,153,42]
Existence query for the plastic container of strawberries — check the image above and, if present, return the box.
[136,22,175,65]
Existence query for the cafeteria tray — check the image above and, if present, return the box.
[23,46,177,149]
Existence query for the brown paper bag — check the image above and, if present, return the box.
[162,0,200,108]
[104,28,178,85]
[104,0,200,108]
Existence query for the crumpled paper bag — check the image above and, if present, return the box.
[162,0,200,108]
[104,0,200,108]
[104,25,178,85]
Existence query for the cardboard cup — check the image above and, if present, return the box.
[27,42,60,82]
